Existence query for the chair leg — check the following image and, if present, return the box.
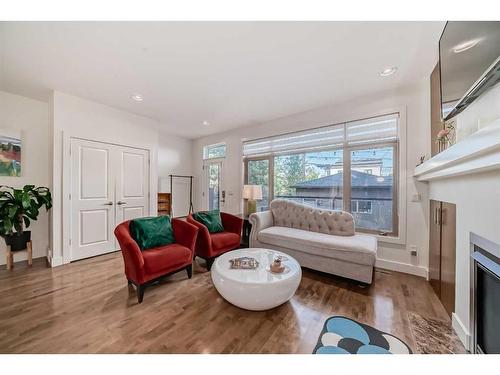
[186,264,193,279]
[137,284,145,304]
[206,257,214,271]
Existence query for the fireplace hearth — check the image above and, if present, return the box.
[470,233,500,354]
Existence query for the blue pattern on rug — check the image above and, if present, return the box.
[314,316,412,354]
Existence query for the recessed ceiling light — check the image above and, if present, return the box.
[452,39,480,54]
[131,94,144,102]
[379,67,398,77]
[202,120,210,126]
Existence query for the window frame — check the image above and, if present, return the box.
[203,142,227,160]
[243,115,400,238]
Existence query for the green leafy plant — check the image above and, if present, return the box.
[0,185,52,237]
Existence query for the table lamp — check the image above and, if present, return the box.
[242,185,262,216]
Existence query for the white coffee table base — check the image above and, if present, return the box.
[211,248,302,311]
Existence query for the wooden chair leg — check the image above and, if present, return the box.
[186,264,193,279]
[6,245,13,271]
[27,241,33,267]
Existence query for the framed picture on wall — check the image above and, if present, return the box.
[0,129,22,177]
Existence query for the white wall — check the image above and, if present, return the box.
[428,82,500,350]
[192,80,431,276]
[50,91,192,266]
[158,133,194,216]
[0,90,50,265]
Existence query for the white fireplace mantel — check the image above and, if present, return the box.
[414,119,500,181]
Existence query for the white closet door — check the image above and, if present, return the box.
[115,146,150,224]
[70,139,116,261]
[70,139,150,261]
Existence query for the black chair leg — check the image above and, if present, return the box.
[186,264,193,279]
[137,284,145,304]
[206,257,214,271]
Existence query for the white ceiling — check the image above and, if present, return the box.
[0,22,444,139]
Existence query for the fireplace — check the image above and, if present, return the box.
[470,233,500,354]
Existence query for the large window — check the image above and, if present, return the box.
[274,150,343,211]
[244,113,399,236]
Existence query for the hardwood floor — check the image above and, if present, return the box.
[0,253,455,353]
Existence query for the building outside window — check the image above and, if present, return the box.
[244,113,399,236]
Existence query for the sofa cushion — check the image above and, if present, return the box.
[142,243,192,275]
[257,226,376,266]
[270,199,355,236]
[210,231,241,253]
[129,216,175,250]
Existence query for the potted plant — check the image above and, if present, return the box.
[0,185,52,251]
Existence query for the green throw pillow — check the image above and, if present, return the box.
[129,216,175,251]
[193,210,224,233]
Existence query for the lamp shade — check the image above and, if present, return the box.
[242,185,262,200]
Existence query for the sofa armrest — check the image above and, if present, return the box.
[249,210,273,245]
[172,218,199,255]
[220,212,244,235]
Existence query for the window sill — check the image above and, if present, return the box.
[356,231,405,245]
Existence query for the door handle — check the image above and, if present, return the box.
[117,201,127,205]
[104,202,113,206]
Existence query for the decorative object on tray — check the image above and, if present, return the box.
[229,256,259,269]
[270,255,285,273]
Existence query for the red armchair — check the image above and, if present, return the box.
[187,212,243,270]
[114,218,199,303]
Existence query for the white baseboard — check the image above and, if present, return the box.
[375,258,428,278]
[452,313,471,351]
[48,255,63,267]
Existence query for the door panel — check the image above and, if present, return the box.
[80,209,109,245]
[115,146,149,224]
[204,161,222,211]
[429,200,442,297]
[440,202,456,316]
[71,139,116,261]
[71,139,150,261]
[122,206,145,221]
[80,147,109,198]
[122,151,145,197]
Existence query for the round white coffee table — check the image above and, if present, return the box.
[211,248,302,311]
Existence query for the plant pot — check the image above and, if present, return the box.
[4,231,31,251]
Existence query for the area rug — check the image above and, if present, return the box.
[407,312,466,354]
[313,316,412,354]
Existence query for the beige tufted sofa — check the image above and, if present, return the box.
[249,199,377,284]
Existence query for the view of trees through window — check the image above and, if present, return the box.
[247,159,269,212]
[274,150,343,211]
[246,145,396,235]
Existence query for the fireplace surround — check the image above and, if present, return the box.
[470,232,500,354]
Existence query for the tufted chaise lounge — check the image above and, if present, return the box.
[249,199,377,284]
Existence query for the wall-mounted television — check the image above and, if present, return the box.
[440,21,500,120]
